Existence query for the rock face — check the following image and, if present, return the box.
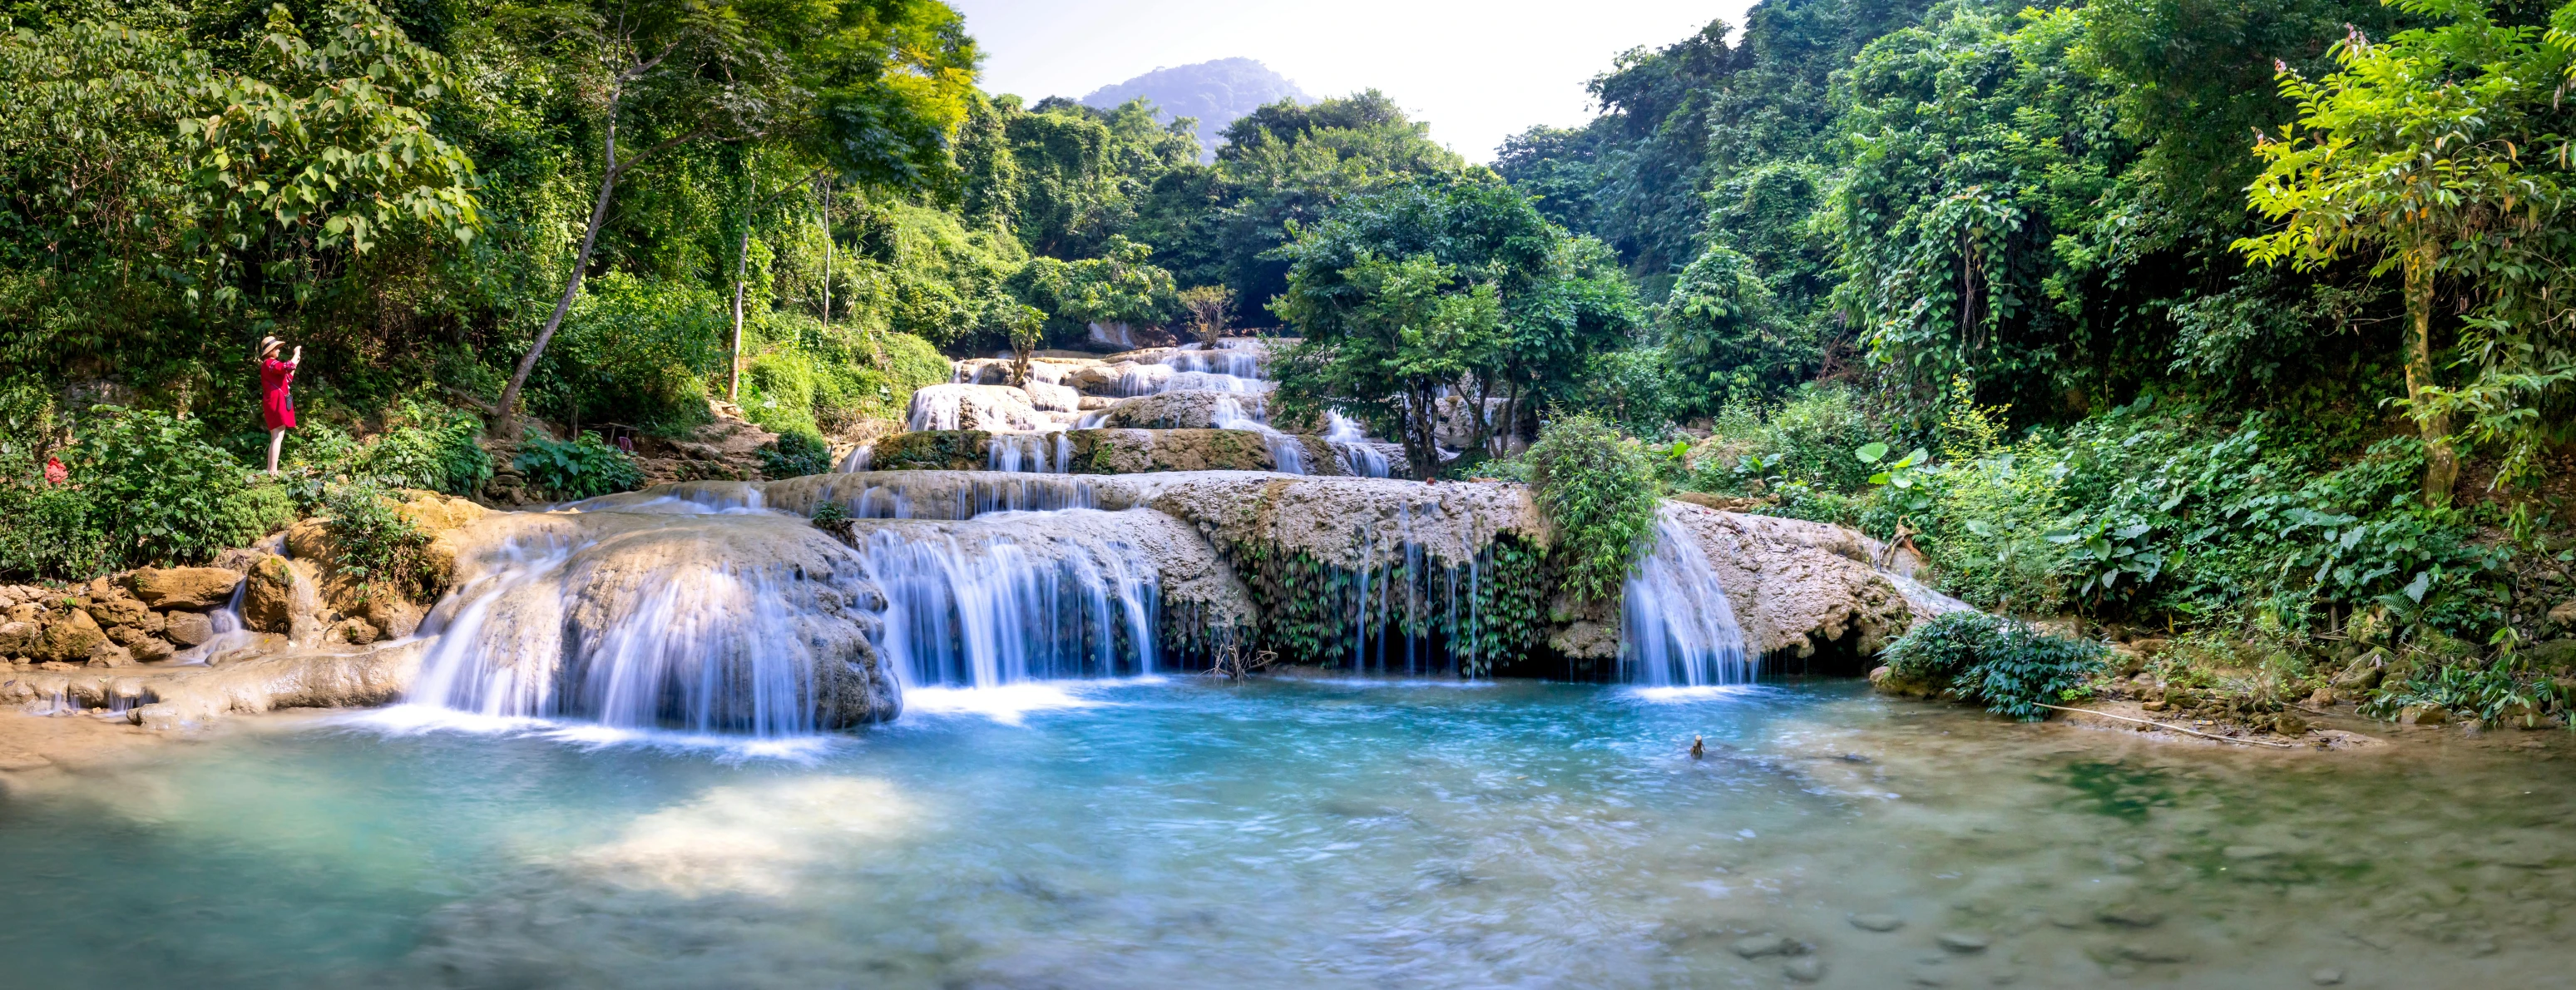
[121,567,244,611]
[412,508,902,730]
[1094,390,1261,429]
[906,384,1046,432]
[243,554,310,636]
[37,608,107,663]
[1649,503,1923,670]
[1066,428,1315,474]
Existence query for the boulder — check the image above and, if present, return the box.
[1869,664,1941,698]
[84,641,134,667]
[2549,599,2576,626]
[1093,390,1265,430]
[364,597,425,640]
[332,617,379,646]
[1659,505,1921,667]
[2399,704,2449,725]
[243,554,307,635]
[121,567,245,611]
[0,619,39,656]
[164,610,215,647]
[37,608,107,663]
[128,636,176,665]
[82,592,151,628]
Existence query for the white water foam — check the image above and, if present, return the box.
[1619,517,1752,686]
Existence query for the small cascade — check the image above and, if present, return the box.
[986,432,1072,473]
[170,581,256,665]
[1619,517,1751,686]
[1162,341,1263,378]
[790,472,1104,521]
[850,510,1161,687]
[838,443,873,473]
[1211,395,1308,475]
[405,509,896,736]
[1324,413,1392,478]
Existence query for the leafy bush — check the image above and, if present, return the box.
[1529,413,1659,603]
[811,500,851,525]
[759,428,833,478]
[513,433,645,501]
[72,407,286,569]
[1883,611,2108,720]
[1686,386,1890,495]
[319,481,438,603]
[534,272,728,433]
[358,400,491,496]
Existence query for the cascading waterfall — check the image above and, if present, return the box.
[1324,413,1392,478]
[403,507,897,736]
[850,510,1161,687]
[986,432,1072,473]
[1619,517,1751,686]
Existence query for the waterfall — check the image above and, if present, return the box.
[838,443,873,473]
[986,432,1071,473]
[1211,395,1308,475]
[403,509,897,736]
[1324,413,1391,478]
[850,510,1161,687]
[1619,517,1751,686]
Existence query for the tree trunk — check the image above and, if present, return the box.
[730,221,750,402]
[2402,242,2457,503]
[497,113,622,440]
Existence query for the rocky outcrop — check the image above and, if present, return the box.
[1658,503,1922,669]
[1065,428,1308,474]
[1090,390,1266,429]
[121,567,242,611]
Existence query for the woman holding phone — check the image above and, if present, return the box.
[259,336,300,474]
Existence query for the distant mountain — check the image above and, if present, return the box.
[1080,58,1310,162]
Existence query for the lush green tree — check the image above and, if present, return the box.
[2237,0,2575,499]
[1271,177,1636,471]
[492,0,978,437]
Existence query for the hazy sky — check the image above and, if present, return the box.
[948,1,1758,162]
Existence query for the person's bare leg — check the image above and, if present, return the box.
[267,428,284,475]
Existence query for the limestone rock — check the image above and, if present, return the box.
[128,636,176,664]
[1064,428,1310,474]
[82,592,151,628]
[85,641,134,667]
[121,567,245,611]
[364,596,424,640]
[1094,390,1263,430]
[165,610,215,647]
[1868,664,1939,699]
[2399,704,2449,725]
[0,620,39,656]
[2549,599,2576,626]
[332,617,379,646]
[1660,504,1921,669]
[37,608,107,662]
[244,554,308,635]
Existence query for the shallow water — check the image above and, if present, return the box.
[1,680,2569,989]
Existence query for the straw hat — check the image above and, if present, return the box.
[259,336,283,359]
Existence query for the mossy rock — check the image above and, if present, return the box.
[870,430,992,470]
[2528,638,2576,674]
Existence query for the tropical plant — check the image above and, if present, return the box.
[512,432,644,500]
[1528,413,1660,603]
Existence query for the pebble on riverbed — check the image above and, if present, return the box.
[1936,932,1990,953]
[1849,912,1905,932]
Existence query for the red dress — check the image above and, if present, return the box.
[260,358,296,430]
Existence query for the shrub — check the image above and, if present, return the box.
[759,428,833,479]
[513,432,645,501]
[72,406,280,569]
[535,272,728,432]
[1884,611,2108,720]
[359,400,492,496]
[1529,413,1659,603]
[319,480,438,603]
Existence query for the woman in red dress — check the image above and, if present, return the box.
[259,336,301,474]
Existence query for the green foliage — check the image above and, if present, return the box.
[1884,611,2109,720]
[357,399,490,496]
[0,403,295,580]
[1659,245,1804,413]
[1528,413,1660,603]
[318,478,435,603]
[537,272,726,433]
[512,432,643,501]
[758,428,833,479]
[810,500,850,526]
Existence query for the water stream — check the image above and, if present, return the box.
[1,680,2565,988]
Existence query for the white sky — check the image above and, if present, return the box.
[947,0,1758,163]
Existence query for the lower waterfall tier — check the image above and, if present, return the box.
[389,471,1946,735]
